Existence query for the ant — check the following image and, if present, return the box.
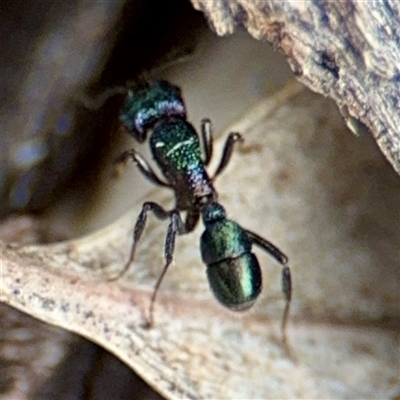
[112,80,292,341]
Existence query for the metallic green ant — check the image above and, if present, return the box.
[113,80,292,339]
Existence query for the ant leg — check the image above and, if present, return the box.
[184,210,200,233]
[201,118,213,165]
[281,265,292,345]
[246,230,292,344]
[78,86,128,110]
[245,230,288,265]
[147,210,185,327]
[114,149,171,187]
[212,132,243,179]
[109,202,172,281]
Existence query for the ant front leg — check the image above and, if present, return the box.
[213,132,243,179]
[114,149,171,187]
[200,118,213,166]
[245,230,292,344]
[201,119,242,177]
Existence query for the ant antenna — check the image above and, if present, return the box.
[77,86,128,110]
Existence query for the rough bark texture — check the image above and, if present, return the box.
[191,0,400,175]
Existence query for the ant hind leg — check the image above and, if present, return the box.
[281,265,292,345]
[246,230,292,344]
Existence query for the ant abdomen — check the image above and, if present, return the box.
[201,202,262,311]
[206,253,262,312]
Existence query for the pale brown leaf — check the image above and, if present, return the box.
[1,82,399,399]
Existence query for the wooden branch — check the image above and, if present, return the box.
[191,0,400,175]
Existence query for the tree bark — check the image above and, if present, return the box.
[191,0,400,175]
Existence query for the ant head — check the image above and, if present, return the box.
[120,80,186,143]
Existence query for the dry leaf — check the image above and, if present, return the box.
[1,82,399,399]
